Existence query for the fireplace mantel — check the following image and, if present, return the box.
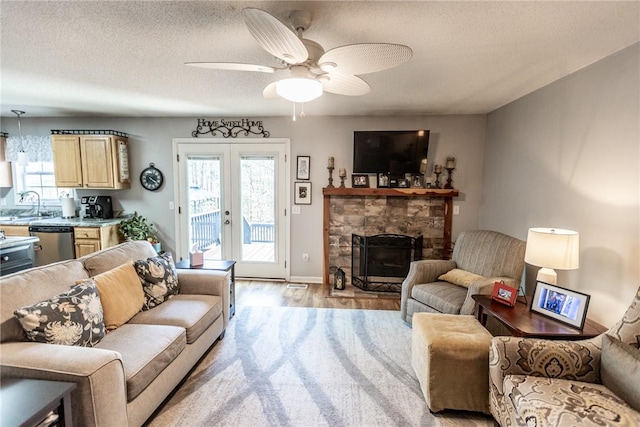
[323,187,459,287]
[323,188,459,197]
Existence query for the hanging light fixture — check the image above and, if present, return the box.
[275,77,323,103]
[11,110,28,167]
[275,65,323,104]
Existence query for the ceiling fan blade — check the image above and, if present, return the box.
[320,73,370,96]
[263,82,278,98]
[242,8,308,65]
[319,43,412,75]
[185,62,276,73]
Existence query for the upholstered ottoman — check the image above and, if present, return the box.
[411,313,493,413]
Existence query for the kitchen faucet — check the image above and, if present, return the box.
[18,191,41,216]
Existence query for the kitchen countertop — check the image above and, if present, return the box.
[0,217,124,227]
[0,236,40,249]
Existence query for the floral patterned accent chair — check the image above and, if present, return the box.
[401,230,526,323]
[489,287,640,426]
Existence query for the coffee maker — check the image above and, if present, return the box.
[80,196,114,219]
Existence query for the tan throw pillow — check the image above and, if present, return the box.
[79,260,144,331]
[438,268,486,288]
[601,334,640,412]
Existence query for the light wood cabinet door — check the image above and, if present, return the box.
[74,225,122,257]
[81,136,115,188]
[51,134,130,189]
[52,135,83,187]
[75,239,102,258]
[0,225,30,236]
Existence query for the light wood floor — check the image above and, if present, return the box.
[236,280,401,310]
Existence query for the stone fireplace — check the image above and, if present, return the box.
[322,188,459,288]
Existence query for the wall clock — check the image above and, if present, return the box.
[140,163,164,191]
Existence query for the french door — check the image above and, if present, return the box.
[173,138,289,279]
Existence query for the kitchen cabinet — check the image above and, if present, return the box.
[1,225,30,237]
[74,225,121,257]
[0,134,12,187]
[51,133,130,189]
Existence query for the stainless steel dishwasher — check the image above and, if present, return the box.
[29,225,75,267]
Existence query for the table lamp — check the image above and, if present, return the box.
[524,227,579,285]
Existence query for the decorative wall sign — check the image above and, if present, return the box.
[192,118,270,138]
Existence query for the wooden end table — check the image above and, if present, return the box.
[1,377,76,427]
[472,294,607,340]
[176,259,236,317]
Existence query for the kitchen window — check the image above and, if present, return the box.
[14,161,73,206]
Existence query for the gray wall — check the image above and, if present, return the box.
[481,43,639,327]
[0,115,487,280]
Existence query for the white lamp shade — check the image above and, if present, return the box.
[525,227,579,270]
[275,78,323,103]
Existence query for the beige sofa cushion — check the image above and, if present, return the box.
[129,295,222,344]
[84,261,145,331]
[82,240,158,277]
[95,323,186,400]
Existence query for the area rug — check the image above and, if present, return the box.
[146,306,493,427]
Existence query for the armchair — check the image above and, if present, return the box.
[489,287,640,426]
[401,230,526,323]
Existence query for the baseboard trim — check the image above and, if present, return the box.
[289,276,323,284]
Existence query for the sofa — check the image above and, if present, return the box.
[401,230,526,323]
[0,240,230,427]
[489,286,640,426]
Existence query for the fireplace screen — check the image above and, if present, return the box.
[351,233,423,292]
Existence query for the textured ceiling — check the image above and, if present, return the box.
[1,1,638,118]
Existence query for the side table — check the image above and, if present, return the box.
[1,377,76,427]
[472,294,607,340]
[176,259,236,317]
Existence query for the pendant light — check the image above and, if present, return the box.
[11,110,28,167]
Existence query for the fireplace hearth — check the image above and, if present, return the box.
[351,233,423,292]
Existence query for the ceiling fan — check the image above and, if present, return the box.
[186,8,412,112]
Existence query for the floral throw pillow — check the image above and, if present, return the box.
[134,252,179,310]
[14,282,106,347]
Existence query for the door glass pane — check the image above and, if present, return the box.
[240,155,275,262]
[187,155,222,260]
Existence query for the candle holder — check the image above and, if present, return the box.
[327,166,335,188]
[444,167,455,189]
[434,171,442,188]
[339,176,346,188]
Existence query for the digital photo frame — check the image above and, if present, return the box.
[530,281,590,329]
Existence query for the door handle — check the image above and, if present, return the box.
[224,220,230,225]
[225,211,230,215]
[34,244,43,252]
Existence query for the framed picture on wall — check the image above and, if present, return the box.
[296,156,310,180]
[352,174,369,188]
[294,182,312,205]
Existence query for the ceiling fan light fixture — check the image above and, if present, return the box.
[275,77,323,103]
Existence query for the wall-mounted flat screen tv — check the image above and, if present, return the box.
[353,130,430,174]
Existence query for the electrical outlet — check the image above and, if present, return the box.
[292,205,301,215]
[302,253,310,262]
[169,201,175,210]
[453,205,460,215]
